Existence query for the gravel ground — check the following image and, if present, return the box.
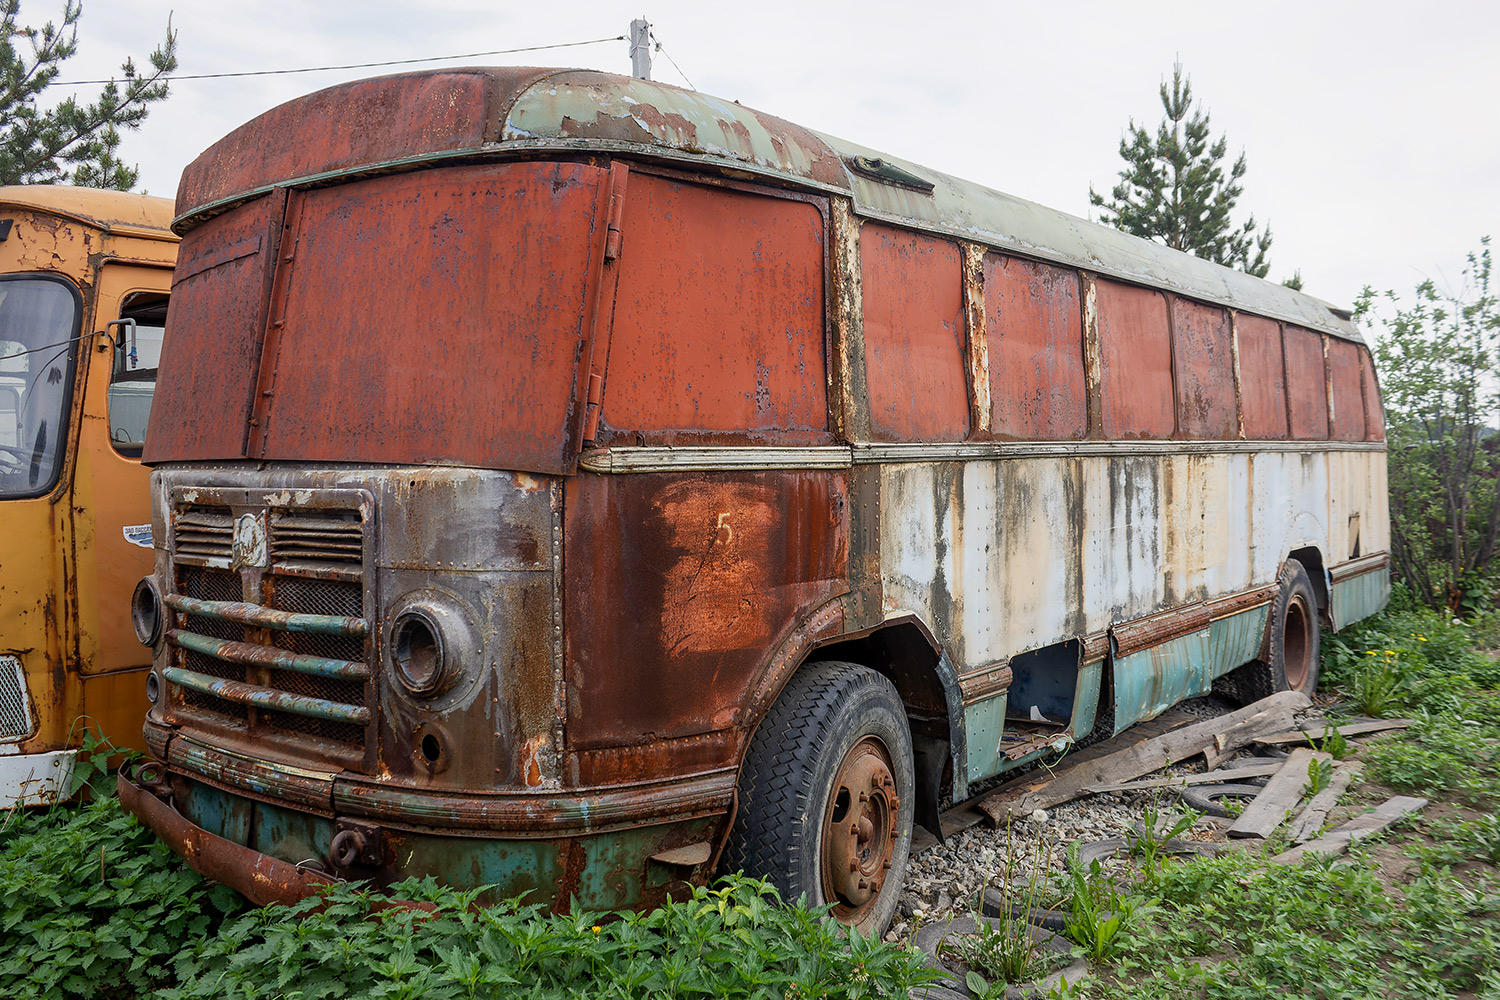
[885,696,1322,944]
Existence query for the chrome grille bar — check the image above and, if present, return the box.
[163,593,367,637]
[169,631,370,681]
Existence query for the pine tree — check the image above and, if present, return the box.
[0,1,177,191]
[1089,62,1273,278]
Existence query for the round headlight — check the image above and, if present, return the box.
[392,610,445,695]
[131,577,163,646]
[145,671,161,704]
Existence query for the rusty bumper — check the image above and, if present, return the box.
[118,762,334,907]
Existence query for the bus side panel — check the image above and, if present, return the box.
[562,470,850,753]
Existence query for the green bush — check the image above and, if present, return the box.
[0,795,245,999]
[163,875,936,1000]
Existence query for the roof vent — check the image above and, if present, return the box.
[846,155,934,193]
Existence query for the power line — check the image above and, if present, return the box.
[48,36,625,87]
[649,29,695,90]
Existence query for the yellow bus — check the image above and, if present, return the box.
[0,186,176,806]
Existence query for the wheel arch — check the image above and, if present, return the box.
[755,612,966,841]
[1287,545,1330,625]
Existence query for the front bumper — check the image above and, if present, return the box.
[122,729,737,911]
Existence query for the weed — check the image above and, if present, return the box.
[1413,814,1500,867]
[944,824,1059,989]
[1062,841,1157,964]
[1313,724,1349,760]
[1366,712,1496,804]
[1126,801,1201,877]
[1307,755,1335,795]
[1352,648,1406,717]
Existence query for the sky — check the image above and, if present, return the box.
[47,0,1500,320]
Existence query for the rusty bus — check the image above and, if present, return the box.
[0,186,176,806]
[120,67,1388,933]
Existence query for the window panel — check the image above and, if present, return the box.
[1170,298,1236,440]
[1284,327,1330,440]
[1236,314,1289,440]
[861,224,968,442]
[986,255,1086,441]
[1097,280,1173,439]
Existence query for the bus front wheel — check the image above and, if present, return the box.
[1216,558,1322,704]
[724,660,914,936]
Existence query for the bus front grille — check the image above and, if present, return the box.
[164,500,371,767]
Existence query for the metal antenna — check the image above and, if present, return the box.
[629,18,652,79]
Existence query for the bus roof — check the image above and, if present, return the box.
[175,66,1360,343]
[0,185,176,239]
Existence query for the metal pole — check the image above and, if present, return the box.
[629,18,652,80]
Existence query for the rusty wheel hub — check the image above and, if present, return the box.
[1284,594,1313,690]
[822,736,899,915]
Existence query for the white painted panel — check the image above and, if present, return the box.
[995,458,1076,655]
[0,750,76,808]
[958,461,1004,666]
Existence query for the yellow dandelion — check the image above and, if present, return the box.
[592,925,602,934]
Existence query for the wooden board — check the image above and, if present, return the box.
[1272,795,1428,864]
[1255,719,1412,746]
[1285,762,1362,843]
[974,690,1311,823]
[1084,761,1285,794]
[1226,747,1329,839]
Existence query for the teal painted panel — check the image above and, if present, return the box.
[964,694,1008,784]
[1208,606,1269,680]
[1069,659,1103,737]
[1333,571,1390,630]
[1112,627,1211,734]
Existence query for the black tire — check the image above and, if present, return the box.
[1213,558,1322,705]
[723,661,915,936]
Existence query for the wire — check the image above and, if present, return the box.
[0,330,96,362]
[49,36,625,87]
[649,30,695,90]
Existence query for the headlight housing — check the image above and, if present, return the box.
[131,577,163,646]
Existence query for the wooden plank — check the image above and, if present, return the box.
[1272,795,1428,864]
[974,690,1310,823]
[1227,748,1328,839]
[1084,761,1285,794]
[1255,719,1412,746]
[1285,761,1362,843]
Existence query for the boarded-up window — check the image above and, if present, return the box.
[1328,338,1366,441]
[986,255,1086,440]
[1236,314,1288,439]
[1170,298,1236,440]
[1360,348,1386,442]
[603,174,828,445]
[1097,280,1173,439]
[145,192,281,463]
[1284,327,1329,440]
[861,224,968,441]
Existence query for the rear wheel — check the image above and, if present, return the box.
[724,661,914,935]
[1214,558,1322,704]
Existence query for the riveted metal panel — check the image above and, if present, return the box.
[1170,298,1236,440]
[1096,280,1173,439]
[1328,338,1366,442]
[1236,314,1289,440]
[253,162,605,475]
[563,470,849,750]
[984,254,1086,441]
[1285,327,1330,440]
[860,224,968,442]
[598,174,829,446]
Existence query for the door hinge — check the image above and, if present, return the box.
[582,371,605,443]
[603,183,626,262]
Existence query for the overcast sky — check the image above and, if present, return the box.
[53,0,1500,318]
